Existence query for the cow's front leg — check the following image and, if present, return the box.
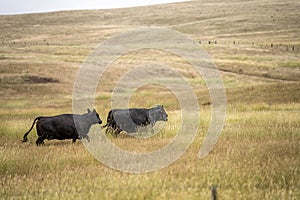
[150,124,155,134]
[84,135,90,142]
[80,134,90,142]
[72,137,77,143]
[72,130,78,143]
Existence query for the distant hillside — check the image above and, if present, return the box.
[0,0,299,101]
[0,0,299,45]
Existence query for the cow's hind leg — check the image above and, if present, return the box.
[106,126,114,135]
[105,126,110,134]
[107,126,117,137]
[36,136,45,146]
[35,128,46,146]
[112,128,121,138]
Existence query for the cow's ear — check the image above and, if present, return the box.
[87,108,91,113]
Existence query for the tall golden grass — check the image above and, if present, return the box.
[0,0,299,198]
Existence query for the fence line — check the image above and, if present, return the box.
[198,40,298,52]
[0,40,298,52]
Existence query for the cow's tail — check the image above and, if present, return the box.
[101,124,108,128]
[101,110,112,129]
[22,117,42,142]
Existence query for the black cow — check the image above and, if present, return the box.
[22,109,102,145]
[103,105,168,137]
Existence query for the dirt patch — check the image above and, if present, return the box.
[22,75,59,84]
[0,75,58,85]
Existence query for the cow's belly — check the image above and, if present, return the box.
[46,131,76,140]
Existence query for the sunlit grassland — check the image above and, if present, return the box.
[1,53,299,199]
[1,88,299,199]
[1,0,300,199]
[1,56,299,197]
[1,104,299,199]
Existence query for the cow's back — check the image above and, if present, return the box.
[129,108,150,125]
[36,114,78,139]
[109,108,150,133]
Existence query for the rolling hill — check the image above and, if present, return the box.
[0,0,299,199]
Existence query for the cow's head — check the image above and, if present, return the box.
[150,105,168,123]
[87,108,102,124]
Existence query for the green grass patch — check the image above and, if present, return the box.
[279,61,300,69]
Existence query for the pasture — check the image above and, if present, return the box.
[1,0,300,199]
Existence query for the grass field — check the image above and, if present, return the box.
[0,0,300,199]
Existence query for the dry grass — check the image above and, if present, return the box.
[1,106,299,199]
[0,0,299,199]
